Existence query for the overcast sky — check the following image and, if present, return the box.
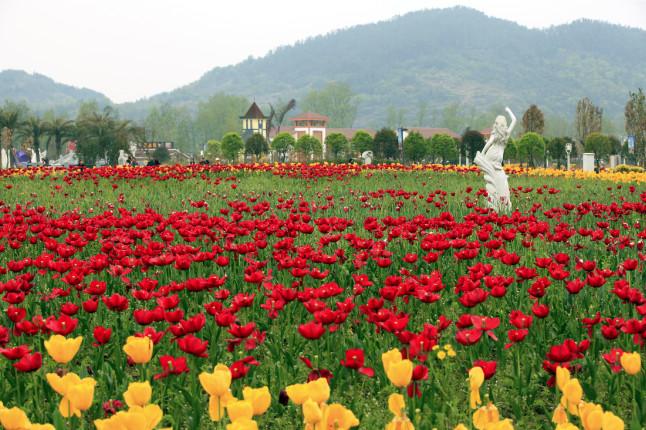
[1,0,645,103]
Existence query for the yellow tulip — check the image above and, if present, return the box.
[303,399,323,425]
[226,419,258,430]
[555,424,579,430]
[46,372,82,396]
[0,407,31,430]
[562,379,583,410]
[285,383,309,405]
[209,391,235,422]
[44,335,83,364]
[124,381,152,407]
[320,403,360,430]
[128,405,163,430]
[226,399,254,422]
[469,367,485,410]
[473,404,500,430]
[620,352,641,375]
[386,359,413,388]
[486,418,514,430]
[200,364,232,397]
[242,386,271,416]
[48,373,96,418]
[469,367,485,390]
[123,336,153,364]
[601,412,624,430]
[66,379,96,411]
[578,402,603,430]
[95,410,146,430]
[552,405,569,425]
[454,425,469,430]
[386,417,415,430]
[382,349,403,372]
[388,393,406,418]
[307,378,330,404]
[556,366,571,392]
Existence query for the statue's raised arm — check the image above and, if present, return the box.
[505,107,516,135]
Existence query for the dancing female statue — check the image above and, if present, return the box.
[474,107,516,212]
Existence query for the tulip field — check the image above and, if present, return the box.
[0,163,644,430]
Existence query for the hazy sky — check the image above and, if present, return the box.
[1,0,645,103]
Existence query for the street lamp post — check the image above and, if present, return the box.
[565,142,572,171]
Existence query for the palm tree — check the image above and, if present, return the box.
[76,108,143,165]
[17,116,48,163]
[0,108,22,147]
[267,99,296,138]
[44,117,75,158]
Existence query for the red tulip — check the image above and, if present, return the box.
[154,355,189,379]
[177,334,209,358]
[0,345,31,360]
[472,360,497,379]
[13,351,42,372]
[93,326,112,346]
[298,321,326,340]
[456,328,482,346]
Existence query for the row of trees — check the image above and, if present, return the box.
[0,101,142,165]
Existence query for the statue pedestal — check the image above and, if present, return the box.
[474,151,511,212]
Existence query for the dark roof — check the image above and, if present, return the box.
[241,102,267,119]
[289,112,330,122]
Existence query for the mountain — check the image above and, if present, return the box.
[117,7,646,125]
[0,70,111,115]
[3,7,646,127]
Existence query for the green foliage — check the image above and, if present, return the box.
[17,116,47,162]
[325,133,349,161]
[504,138,518,163]
[144,103,197,154]
[545,136,573,168]
[386,107,406,129]
[301,82,357,128]
[195,93,250,142]
[517,132,545,167]
[43,116,75,158]
[522,105,545,134]
[151,146,171,164]
[221,132,244,162]
[75,107,141,165]
[205,140,221,161]
[294,135,322,160]
[584,132,612,160]
[576,97,602,142]
[271,132,295,162]
[350,130,373,154]
[403,131,428,162]
[624,88,646,165]
[373,128,399,160]
[461,130,485,159]
[245,133,269,159]
[430,134,458,164]
[612,164,644,173]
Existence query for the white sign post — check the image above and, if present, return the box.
[582,153,595,172]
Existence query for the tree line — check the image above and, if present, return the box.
[1,85,644,167]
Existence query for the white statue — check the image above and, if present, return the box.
[361,150,373,165]
[118,150,128,166]
[474,107,516,212]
